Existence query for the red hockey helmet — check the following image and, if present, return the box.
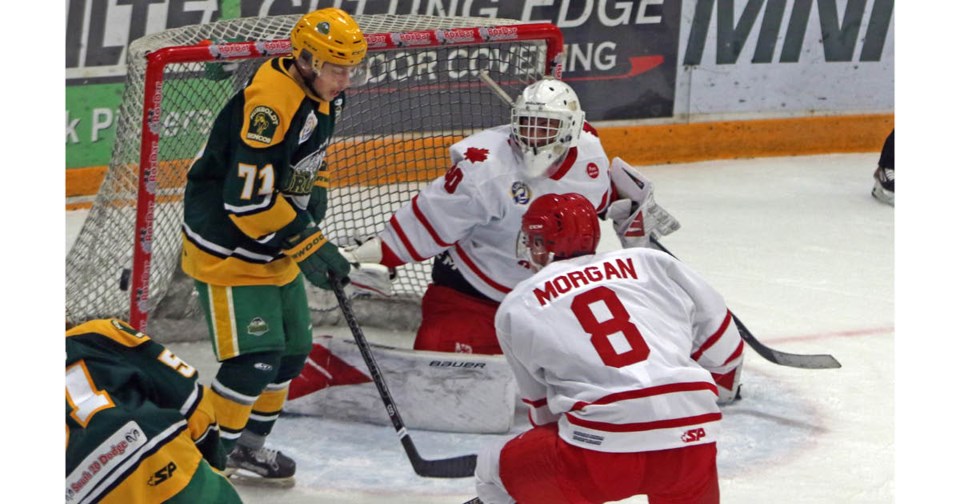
[520,193,600,269]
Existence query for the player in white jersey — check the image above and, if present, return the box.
[343,78,679,355]
[474,193,742,504]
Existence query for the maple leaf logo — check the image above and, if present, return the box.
[464,147,489,163]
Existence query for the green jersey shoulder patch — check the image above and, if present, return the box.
[245,106,280,144]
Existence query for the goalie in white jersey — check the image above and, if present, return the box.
[344,78,679,355]
[474,193,742,504]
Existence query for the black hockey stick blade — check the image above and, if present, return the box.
[731,313,841,369]
[330,273,478,478]
[649,237,841,369]
[401,436,478,478]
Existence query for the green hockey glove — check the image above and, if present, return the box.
[283,226,350,290]
[307,184,328,222]
[306,162,330,222]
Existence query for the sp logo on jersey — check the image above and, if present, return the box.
[147,462,177,486]
[511,181,531,204]
[681,427,707,443]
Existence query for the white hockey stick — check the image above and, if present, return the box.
[478,70,514,106]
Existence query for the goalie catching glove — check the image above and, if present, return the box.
[339,235,396,298]
[607,157,681,248]
[283,224,350,290]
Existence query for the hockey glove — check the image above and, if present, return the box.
[339,235,396,297]
[283,225,350,290]
[712,363,743,406]
[607,157,681,248]
[307,163,330,222]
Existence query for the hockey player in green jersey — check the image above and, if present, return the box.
[179,7,367,485]
[66,319,241,503]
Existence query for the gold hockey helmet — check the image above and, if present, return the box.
[290,8,367,75]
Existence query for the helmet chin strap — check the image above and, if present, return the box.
[540,147,570,178]
[294,59,324,99]
[531,251,554,271]
[520,239,553,271]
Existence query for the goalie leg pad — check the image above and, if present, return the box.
[284,335,517,433]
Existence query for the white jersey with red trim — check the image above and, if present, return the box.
[494,247,744,453]
[378,124,612,301]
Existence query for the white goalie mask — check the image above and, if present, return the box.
[510,78,585,179]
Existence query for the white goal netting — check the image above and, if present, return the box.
[65,14,558,339]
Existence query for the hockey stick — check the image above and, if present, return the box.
[649,237,842,369]
[329,273,479,478]
[479,70,514,105]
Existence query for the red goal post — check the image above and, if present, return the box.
[65,14,563,332]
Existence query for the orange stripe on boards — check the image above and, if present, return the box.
[66,166,108,197]
[65,114,894,209]
[602,114,894,166]
[65,193,185,211]
[327,136,453,186]
[65,159,193,210]
[66,201,93,211]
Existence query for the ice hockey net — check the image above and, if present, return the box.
[65,14,562,335]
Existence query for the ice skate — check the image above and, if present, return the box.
[224,445,296,488]
[871,166,894,206]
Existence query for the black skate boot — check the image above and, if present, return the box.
[224,445,296,487]
[871,165,894,206]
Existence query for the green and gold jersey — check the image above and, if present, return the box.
[181,56,342,286]
[66,319,225,504]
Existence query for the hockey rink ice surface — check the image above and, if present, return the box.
[65,153,895,503]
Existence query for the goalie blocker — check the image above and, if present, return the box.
[606,156,681,248]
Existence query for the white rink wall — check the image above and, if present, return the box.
[674,0,894,120]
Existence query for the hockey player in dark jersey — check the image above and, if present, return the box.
[872,129,894,206]
[66,319,241,503]
[179,7,367,485]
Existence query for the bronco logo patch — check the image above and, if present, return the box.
[247,317,270,336]
[246,106,279,144]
